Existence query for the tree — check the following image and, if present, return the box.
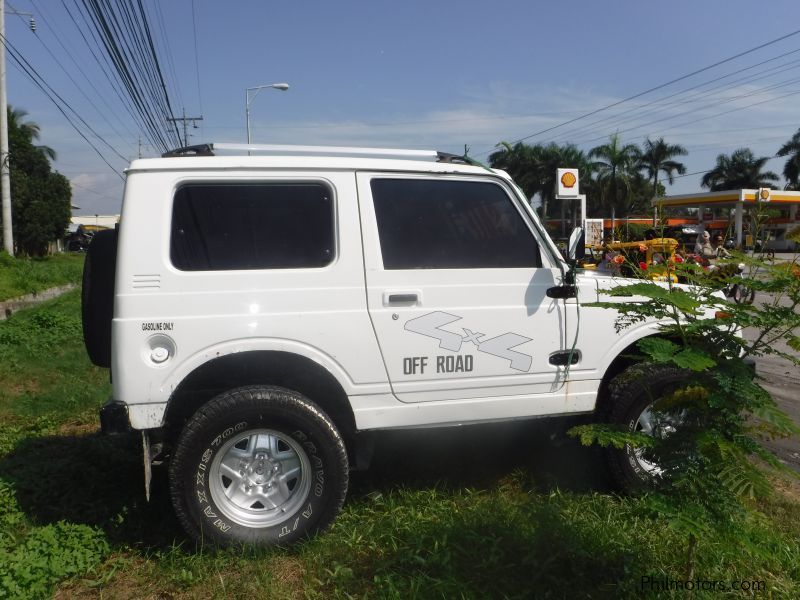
[488,141,543,203]
[8,106,57,162]
[777,128,800,190]
[640,137,687,199]
[589,134,641,217]
[7,106,71,256]
[700,148,779,191]
[570,235,800,580]
[490,142,593,222]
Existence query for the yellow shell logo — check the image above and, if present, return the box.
[759,188,770,200]
[560,171,577,188]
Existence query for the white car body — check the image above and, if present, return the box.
[109,147,665,434]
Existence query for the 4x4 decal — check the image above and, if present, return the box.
[404,311,532,372]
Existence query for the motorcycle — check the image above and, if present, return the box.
[685,254,755,304]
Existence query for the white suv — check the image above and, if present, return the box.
[82,143,679,546]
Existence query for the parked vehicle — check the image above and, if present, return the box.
[81,143,726,547]
[590,238,680,282]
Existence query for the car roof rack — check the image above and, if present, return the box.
[161,142,472,163]
[161,144,215,158]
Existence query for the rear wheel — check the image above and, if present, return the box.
[169,386,349,547]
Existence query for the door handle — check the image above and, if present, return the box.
[384,292,420,306]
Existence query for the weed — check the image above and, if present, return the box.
[0,252,84,302]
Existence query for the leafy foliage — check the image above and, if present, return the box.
[571,242,800,576]
[700,147,780,191]
[7,106,72,256]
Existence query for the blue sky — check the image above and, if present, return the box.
[6,0,800,214]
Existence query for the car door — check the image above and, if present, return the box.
[357,172,570,403]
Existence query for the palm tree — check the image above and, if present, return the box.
[640,137,687,199]
[589,133,641,216]
[701,148,779,191]
[490,142,593,221]
[489,141,545,207]
[777,128,800,190]
[8,105,57,161]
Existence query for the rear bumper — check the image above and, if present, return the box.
[99,399,132,434]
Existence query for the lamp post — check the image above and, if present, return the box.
[245,83,289,144]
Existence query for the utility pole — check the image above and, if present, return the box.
[167,108,202,147]
[1,1,36,256]
[1,0,12,255]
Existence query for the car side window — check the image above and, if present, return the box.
[371,178,540,269]
[171,182,334,271]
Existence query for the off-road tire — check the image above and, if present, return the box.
[81,229,117,367]
[168,386,349,547]
[605,364,692,492]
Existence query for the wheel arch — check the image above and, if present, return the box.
[163,350,358,456]
[594,331,682,418]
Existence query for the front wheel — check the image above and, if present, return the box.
[168,386,349,547]
[605,364,690,492]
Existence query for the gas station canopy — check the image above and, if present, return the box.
[652,189,800,247]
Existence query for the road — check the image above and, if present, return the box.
[746,262,800,472]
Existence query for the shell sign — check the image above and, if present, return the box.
[557,168,580,197]
[758,187,771,202]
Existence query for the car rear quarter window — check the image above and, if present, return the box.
[170,182,334,271]
[370,178,540,269]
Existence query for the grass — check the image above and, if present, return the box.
[1,290,799,598]
[0,252,85,302]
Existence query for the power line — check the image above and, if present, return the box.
[62,0,155,147]
[571,76,800,146]
[1,30,128,162]
[191,0,203,132]
[549,50,800,145]
[149,0,183,115]
[473,28,800,156]
[2,33,125,179]
[15,3,136,157]
[78,0,180,152]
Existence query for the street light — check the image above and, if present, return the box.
[245,83,289,144]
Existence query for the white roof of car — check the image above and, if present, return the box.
[126,143,510,179]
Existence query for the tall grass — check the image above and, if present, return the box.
[0,252,84,302]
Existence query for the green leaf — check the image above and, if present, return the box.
[566,424,655,450]
[787,336,800,352]
[671,348,717,371]
[637,337,679,362]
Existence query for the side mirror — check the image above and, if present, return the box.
[568,227,585,262]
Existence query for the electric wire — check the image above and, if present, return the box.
[1,31,129,163]
[472,28,800,157]
[572,76,800,146]
[78,0,180,151]
[84,0,172,149]
[64,0,157,148]
[12,4,136,156]
[548,47,800,145]
[149,0,183,117]
[191,0,203,137]
[2,34,125,179]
